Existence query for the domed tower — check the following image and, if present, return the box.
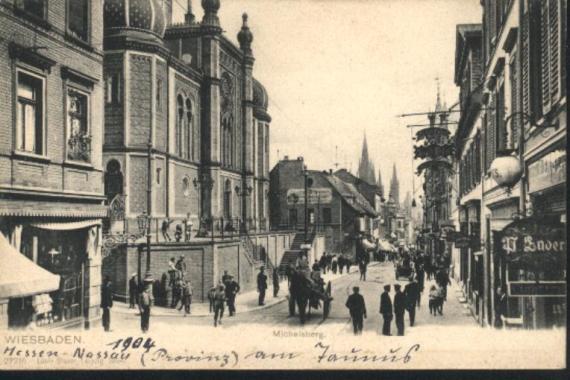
[103,0,166,45]
[237,13,253,55]
[201,0,221,28]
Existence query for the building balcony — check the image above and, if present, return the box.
[67,133,91,162]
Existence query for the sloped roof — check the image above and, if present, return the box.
[325,174,377,217]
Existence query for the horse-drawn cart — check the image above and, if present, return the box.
[287,267,332,324]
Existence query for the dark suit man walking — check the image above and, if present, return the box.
[257,267,268,306]
[345,286,367,335]
[379,284,393,336]
[101,276,113,332]
[404,277,420,326]
[394,284,406,336]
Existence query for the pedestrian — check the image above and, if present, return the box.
[273,268,280,297]
[222,270,231,286]
[338,255,344,274]
[429,285,440,315]
[331,255,338,274]
[394,284,406,336]
[174,224,183,242]
[404,277,420,326]
[379,284,393,336]
[139,274,154,333]
[416,264,425,306]
[175,255,187,279]
[128,273,138,309]
[178,280,193,316]
[345,286,367,335]
[171,277,183,308]
[225,275,240,316]
[257,266,268,306]
[346,259,352,274]
[207,286,217,313]
[213,284,226,327]
[494,286,507,328]
[101,276,113,332]
[161,218,173,241]
[435,268,450,301]
[358,259,367,281]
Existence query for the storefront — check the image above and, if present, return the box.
[0,200,105,329]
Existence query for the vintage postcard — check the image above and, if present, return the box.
[0,0,566,371]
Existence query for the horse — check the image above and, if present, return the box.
[288,270,331,324]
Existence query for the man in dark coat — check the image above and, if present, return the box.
[416,265,425,306]
[273,268,280,297]
[101,276,113,332]
[394,284,406,336]
[404,277,420,326]
[494,286,508,328]
[128,274,138,309]
[225,275,240,316]
[345,286,367,335]
[139,274,154,333]
[257,267,268,306]
[379,284,393,336]
[435,269,451,301]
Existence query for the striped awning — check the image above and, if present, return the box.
[0,199,107,218]
[0,233,60,298]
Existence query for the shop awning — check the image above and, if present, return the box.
[30,219,101,231]
[0,199,107,218]
[0,233,60,298]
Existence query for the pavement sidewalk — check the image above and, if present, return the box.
[113,262,379,318]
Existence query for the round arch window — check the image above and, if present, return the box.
[183,177,190,197]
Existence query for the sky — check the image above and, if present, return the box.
[173,0,482,200]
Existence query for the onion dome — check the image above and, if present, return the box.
[252,79,271,122]
[104,0,166,43]
[237,13,253,54]
[201,0,221,27]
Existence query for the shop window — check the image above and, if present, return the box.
[67,89,90,162]
[106,73,121,104]
[15,0,46,20]
[16,70,44,155]
[67,0,89,42]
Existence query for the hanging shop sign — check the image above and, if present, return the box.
[507,281,566,297]
[500,218,566,269]
[527,148,566,194]
[286,188,333,205]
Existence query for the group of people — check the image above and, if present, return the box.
[103,272,155,333]
[317,253,352,275]
[208,271,241,327]
[345,276,422,336]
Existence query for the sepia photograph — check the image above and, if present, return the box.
[0,0,566,371]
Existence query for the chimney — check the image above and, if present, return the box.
[297,156,303,161]
[284,155,289,160]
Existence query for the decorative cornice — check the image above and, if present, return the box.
[61,66,99,87]
[9,42,56,72]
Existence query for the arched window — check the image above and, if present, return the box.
[185,98,193,161]
[223,179,232,219]
[104,159,123,202]
[177,95,185,157]
[221,114,233,167]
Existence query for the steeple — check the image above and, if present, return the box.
[201,0,221,28]
[389,163,400,206]
[237,13,253,55]
[377,168,384,199]
[357,132,375,185]
[434,77,443,113]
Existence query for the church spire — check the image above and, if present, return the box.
[389,163,400,206]
[434,77,443,113]
[377,168,384,198]
[357,132,375,185]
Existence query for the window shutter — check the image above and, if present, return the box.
[540,1,551,114]
[509,57,519,148]
[521,9,531,118]
[549,0,560,103]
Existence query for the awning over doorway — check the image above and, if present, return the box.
[0,233,60,298]
[0,199,107,218]
[30,219,101,231]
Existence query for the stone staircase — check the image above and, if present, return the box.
[277,231,315,275]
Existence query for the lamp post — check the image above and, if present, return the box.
[303,167,313,243]
[137,212,150,281]
[146,141,152,272]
